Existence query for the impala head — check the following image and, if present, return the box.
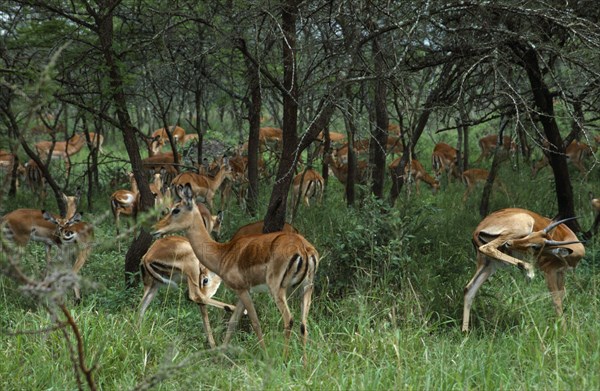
[42,211,83,242]
[152,184,196,238]
[200,269,223,299]
[504,217,583,255]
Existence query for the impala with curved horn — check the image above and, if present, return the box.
[462,208,585,331]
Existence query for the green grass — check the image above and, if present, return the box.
[1,137,600,390]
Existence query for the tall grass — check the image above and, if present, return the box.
[1,139,599,390]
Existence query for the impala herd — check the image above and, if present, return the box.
[0,124,597,361]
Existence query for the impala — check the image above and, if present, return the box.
[139,227,232,348]
[142,151,179,185]
[24,159,46,203]
[389,157,439,194]
[461,168,508,202]
[42,211,94,303]
[332,139,370,163]
[462,208,585,332]
[152,125,186,146]
[110,172,138,236]
[323,152,369,185]
[584,194,600,239]
[532,140,595,177]
[432,142,460,182]
[259,126,283,151]
[35,133,86,174]
[182,133,199,145]
[152,184,319,360]
[1,191,89,301]
[171,162,232,209]
[291,168,324,207]
[86,132,104,153]
[388,123,402,135]
[230,220,298,240]
[0,150,25,191]
[474,134,517,164]
[315,131,346,144]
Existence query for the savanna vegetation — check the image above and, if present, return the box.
[1,1,600,390]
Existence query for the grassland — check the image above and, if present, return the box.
[1,133,599,390]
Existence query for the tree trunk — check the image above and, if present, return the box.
[370,34,388,199]
[519,45,580,232]
[95,2,154,286]
[239,38,261,216]
[263,0,299,233]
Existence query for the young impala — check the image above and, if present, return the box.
[152,184,319,361]
[462,208,585,331]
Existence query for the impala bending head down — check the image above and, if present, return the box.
[462,208,585,332]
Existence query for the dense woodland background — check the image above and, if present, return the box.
[1,1,600,390]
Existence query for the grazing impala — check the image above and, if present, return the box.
[474,134,517,164]
[460,168,508,202]
[432,142,460,183]
[35,133,86,174]
[532,140,595,177]
[171,162,232,209]
[462,208,585,332]
[389,157,439,194]
[291,168,325,207]
[152,184,319,361]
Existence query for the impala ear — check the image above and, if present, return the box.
[182,184,195,206]
[42,210,58,224]
[67,212,82,225]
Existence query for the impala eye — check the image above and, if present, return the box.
[202,277,209,286]
[172,207,180,215]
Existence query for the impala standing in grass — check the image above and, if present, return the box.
[152,184,319,361]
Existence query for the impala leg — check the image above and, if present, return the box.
[233,290,265,349]
[71,247,90,304]
[300,280,315,364]
[223,298,246,346]
[479,239,535,279]
[543,268,566,323]
[270,285,293,360]
[138,280,160,325]
[198,304,216,348]
[186,272,217,348]
[462,255,497,332]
